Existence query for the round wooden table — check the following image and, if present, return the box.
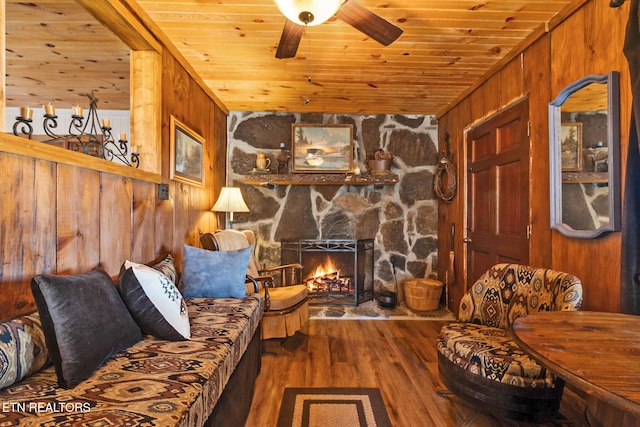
[511,311,640,426]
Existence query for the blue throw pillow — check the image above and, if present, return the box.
[180,244,251,298]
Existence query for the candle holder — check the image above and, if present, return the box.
[13,91,139,168]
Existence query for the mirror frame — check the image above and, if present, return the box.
[548,71,620,238]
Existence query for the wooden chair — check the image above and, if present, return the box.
[200,229,309,340]
[436,263,583,423]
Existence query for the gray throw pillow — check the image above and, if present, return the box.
[180,244,251,298]
[31,268,141,388]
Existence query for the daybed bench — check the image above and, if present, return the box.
[0,250,265,427]
[0,295,263,426]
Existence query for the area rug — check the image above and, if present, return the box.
[309,300,455,321]
[276,388,392,427]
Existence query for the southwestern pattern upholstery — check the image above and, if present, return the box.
[437,263,582,422]
[0,294,263,427]
[0,313,48,390]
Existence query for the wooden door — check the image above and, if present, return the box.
[466,100,530,285]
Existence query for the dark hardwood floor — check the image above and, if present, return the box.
[245,319,588,426]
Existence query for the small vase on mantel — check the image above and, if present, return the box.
[367,159,392,175]
[366,149,393,175]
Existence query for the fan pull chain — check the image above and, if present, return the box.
[304,24,311,104]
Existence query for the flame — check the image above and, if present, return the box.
[308,256,340,280]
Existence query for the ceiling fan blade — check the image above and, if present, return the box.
[337,0,403,46]
[276,19,304,59]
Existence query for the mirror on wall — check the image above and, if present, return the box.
[548,72,620,238]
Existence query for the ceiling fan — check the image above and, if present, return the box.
[274,0,403,59]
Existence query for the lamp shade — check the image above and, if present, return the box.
[212,187,250,214]
[274,0,342,26]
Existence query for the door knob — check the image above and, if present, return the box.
[463,238,472,244]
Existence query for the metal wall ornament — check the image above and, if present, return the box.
[12,92,139,168]
[434,132,457,203]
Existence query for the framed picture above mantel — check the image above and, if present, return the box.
[292,124,353,173]
[170,116,205,187]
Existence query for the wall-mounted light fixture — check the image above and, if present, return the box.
[12,91,139,168]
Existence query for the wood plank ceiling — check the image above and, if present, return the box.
[5,0,575,115]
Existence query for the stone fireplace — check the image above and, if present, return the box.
[226,111,440,299]
[281,239,374,306]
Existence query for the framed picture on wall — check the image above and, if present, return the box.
[292,124,353,173]
[170,116,205,187]
[560,122,583,171]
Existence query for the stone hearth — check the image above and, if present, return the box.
[226,112,439,298]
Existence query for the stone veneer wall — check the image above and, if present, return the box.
[226,112,439,298]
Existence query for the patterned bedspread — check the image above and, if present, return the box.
[0,294,264,427]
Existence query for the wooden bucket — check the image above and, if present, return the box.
[404,278,444,311]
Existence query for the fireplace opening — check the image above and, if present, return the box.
[281,239,374,306]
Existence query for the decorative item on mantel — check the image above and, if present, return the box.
[276,142,291,174]
[367,149,393,175]
[12,91,139,168]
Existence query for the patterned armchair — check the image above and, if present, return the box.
[437,263,583,422]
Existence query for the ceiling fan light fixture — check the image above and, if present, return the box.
[274,0,342,26]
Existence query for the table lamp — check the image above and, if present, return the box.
[212,187,250,229]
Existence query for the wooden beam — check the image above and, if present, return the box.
[75,0,162,52]
[0,133,163,183]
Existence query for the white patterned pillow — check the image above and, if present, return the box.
[0,312,49,390]
[150,253,178,284]
[117,261,190,341]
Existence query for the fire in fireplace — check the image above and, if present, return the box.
[281,239,374,306]
[306,257,353,293]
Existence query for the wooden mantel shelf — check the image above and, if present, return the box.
[244,173,399,186]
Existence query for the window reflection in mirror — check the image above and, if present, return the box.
[549,72,620,238]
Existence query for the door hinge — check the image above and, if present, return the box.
[527,121,531,137]
[526,224,531,240]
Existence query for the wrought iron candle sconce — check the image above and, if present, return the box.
[12,92,139,168]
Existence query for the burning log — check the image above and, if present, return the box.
[306,271,352,293]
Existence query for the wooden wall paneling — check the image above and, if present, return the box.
[56,164,101,274]
[469,89,484,123]
[161,49,179,179]
[585,2,628,76]
[437,115,452,307]
[548,1,627,312]
[437,95,472,314]
[99,174,132,276]
[482,76,502,117]
[0,154,56,318]
[172,182,191,264]
[189,185,207,247]
[155,185,175,257]
[211,102,229,231]
[452,99,470,308]
[193,101,216,238]
[523,34,553,268]
[437,1,630,314]
[500,55,525,105]
[560,236,621,311]
[550,7,587,96]
[131,179,157,263]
